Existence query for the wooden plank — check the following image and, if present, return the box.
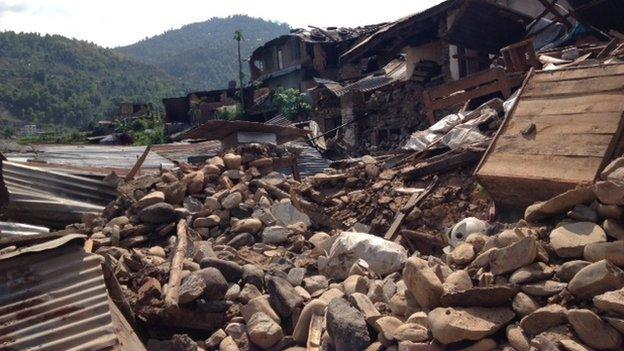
[505,112,622,136]
[532,64,624,83]
[384,177,438,241]
[478,152,603,182]
[595,112,624,182]
[476,173,585,209]
[125,145,151,181]
[474,68,534,177]
[514,93,624,116]
[523,75,624,98]
[402,150,483,180]
[165,219,188,307]
[494,133,613,158]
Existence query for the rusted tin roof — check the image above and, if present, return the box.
[2,161,116,228]
[172,120,310,144]
[5,144,175,176]
[0,235,119,350]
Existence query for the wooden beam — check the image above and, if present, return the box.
[384,177,438,241]
[125,145,151,181]
[402,150,483,181]
[164,219,188,307]
[399,229,447,255]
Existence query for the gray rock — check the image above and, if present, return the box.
[567,205,598,222]
[286,267,306,287]
[602,219,624,240]
[138,203,177,224]
[568,260,624,299]
[584,241,624,266]
[593,288,624,315]
[525,186,595,222]
[521,280,567,297]
[549,222,606,258]
[489,236,538,275]
[262,226,291,245]
[428,307,515,344]
[200,258,243,282]
[520,304,567,335]
[197,267,228,301]
[227,232,255,248]
[179,272,206,304]
[567,309,622,350]
[512,292,540,317]
[266,275,304,319]
[510,262,555,284]
[403,257,443,309]
[555,260,591,282]
[221,192,243,210]
[247,312,284,350]
[595,181,624,206]
[326,298,371,351]
[303,275,329,294]
[242,264,264,289]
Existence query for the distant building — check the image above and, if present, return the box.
[249,26,384,92]
[116,103,152,120]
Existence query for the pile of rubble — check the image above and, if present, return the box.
[63,144,624,351]
[296,163,490,236]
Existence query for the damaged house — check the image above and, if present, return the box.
[249,26,384,92]
[313,0,548,150]
[163,87,254,126]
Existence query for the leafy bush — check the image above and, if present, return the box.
[115,116,168,146]
[215,105,245,121]
[18,129,85,145]
[273,88,312,121]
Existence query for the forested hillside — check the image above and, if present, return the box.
[117,15,290,91]
[0,31,183,127]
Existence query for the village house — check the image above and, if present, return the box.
[162,86,254,126]
[249,26,384,92]
[308,0,584,151]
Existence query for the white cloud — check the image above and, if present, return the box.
[0,0,445,47]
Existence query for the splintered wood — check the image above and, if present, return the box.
[164,219,188,307]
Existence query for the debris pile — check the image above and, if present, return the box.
[40,140,620,351]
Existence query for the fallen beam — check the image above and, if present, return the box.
[164,219,188,307]
[401,150,483,180]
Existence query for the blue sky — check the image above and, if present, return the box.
[0,0,444,47]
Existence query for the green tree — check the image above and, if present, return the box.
[273,88,312,121]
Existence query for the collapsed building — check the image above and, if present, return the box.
[2,0,624,350]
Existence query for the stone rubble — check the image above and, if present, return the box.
[59,144,624,351]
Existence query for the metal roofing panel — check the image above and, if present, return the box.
[2,161,116,228]
[0,242,118,350]
[334,58,409,96]
[173,120,310,144]
[151,141,222,163]
[0,221,50,237]
[5,144,175,175]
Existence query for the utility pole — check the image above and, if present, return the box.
[234,30,245,113]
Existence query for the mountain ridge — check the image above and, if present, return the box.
[116,15,291,91]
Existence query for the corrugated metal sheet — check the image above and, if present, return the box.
[151,141,222,163]
[2,161,117,228]
[334,58,409,96]
[264,114,293,127]
[286,140,331,177]
[5,144,175,177]
[0,238,118,350]
[173,120,309,144]
[0,221,49,237]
